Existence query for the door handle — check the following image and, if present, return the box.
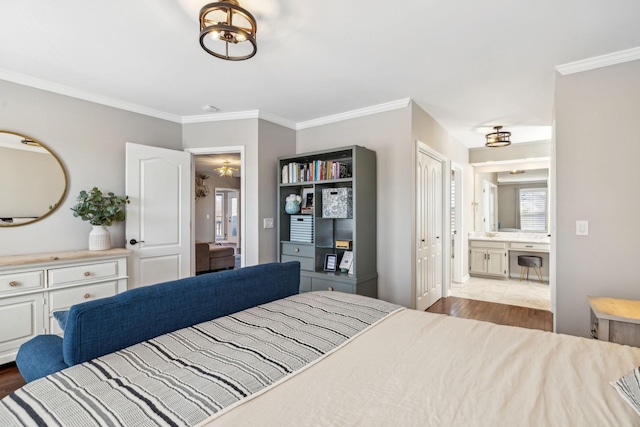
[129,239,145,245]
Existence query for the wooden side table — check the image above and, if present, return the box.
[588,296,640,347]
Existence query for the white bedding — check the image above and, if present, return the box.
[201,308,640,426]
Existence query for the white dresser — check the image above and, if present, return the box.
[0,249,132,364]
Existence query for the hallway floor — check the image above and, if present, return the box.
[449,276,550,311]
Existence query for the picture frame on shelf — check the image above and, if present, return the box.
[324,254,337,272]
[302,188,314,207]
[301,187,314,214]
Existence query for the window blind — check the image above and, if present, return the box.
[519,188,547,231]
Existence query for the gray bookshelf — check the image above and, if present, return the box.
[277,145,377,297]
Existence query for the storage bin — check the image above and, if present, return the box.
[322,188,353,218]
[290,215,313,242]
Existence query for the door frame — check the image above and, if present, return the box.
[415,140,448,309]
[186,146,245,268]
[450,161,464,283]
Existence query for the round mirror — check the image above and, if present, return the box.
[0,130,68,227]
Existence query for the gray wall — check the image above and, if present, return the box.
[182,119,296,266]
[411,103,472,298]
[257,119,296,264]
[297,102,471,308]
[0,80,181,256]
[297,107,412,306]
[182,119,258,264]
[555,59,640,337]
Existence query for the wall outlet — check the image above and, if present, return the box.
[576,220,588,236]
[263,218,274,229]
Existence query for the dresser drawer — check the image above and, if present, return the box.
[311,278,354,293]
[282,242,314,258]
[48,261,119,287]
[0,271,44,295]
[49,281,118,312]
[510,242,549,251]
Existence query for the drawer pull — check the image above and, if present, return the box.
[294,247,299,253]
[84,271,91,277]
[8,281,18,287]
[328,287,334,291]
[84,293,91,299]
[525,245,533,248]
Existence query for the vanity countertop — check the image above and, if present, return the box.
[468,231,550,244]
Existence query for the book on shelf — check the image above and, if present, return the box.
[281,160,350,183]
[339,251,353,273]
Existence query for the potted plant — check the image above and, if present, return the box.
[71,187,130,250]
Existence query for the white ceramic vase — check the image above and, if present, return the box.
[89,225,111,251]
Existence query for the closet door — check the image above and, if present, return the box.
[416,146,443,311]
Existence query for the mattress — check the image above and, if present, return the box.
[3,291,640,426]
[202,306,640,426]
[0,292,400,426]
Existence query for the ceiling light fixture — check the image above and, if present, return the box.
[215,160,240,177]
[509,170,525,175]
[199,0,257,61]
[485,126,511,148]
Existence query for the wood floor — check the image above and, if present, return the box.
[0,362,25,400]
[427,296,553,331]
[0,297,553,400]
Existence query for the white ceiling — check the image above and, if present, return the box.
[1,1,639,147]
[195,153,241,177]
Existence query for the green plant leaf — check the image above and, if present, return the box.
[70,187,130,226]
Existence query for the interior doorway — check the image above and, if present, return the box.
[187,146,245,268]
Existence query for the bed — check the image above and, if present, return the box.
[2,291,640,426]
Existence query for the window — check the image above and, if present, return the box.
[215,193,223,239]
[519,188,547,231]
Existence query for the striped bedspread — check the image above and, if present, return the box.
[0,291,401,426]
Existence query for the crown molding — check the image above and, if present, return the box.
[295,98,412,130]
[555,47,640,75]
[0,69,183,123]
[258,112,296,129]
[181,110,259,124]
[0,68,412,129]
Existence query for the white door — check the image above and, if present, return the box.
[125,143,192,288]
[416,145,443,311]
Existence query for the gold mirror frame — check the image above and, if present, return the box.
[0,130,68,227]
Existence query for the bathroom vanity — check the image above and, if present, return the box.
[468,232,550,280]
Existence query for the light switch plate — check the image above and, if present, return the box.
[263,218,274,229]
[576,220,588,236]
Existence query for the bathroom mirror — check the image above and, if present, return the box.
[474,168,549,233]
[0,130,68,227]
